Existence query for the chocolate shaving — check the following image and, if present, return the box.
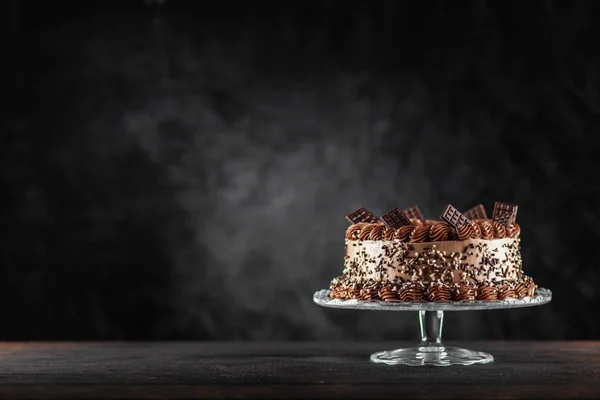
[440,204,471,228]
[464,203,488,220]
[492,202,518,227]
[345,207,380,224]
[403,204,424,221]
[381,208,413,229]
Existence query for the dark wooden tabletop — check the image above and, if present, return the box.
[0,341,598,399]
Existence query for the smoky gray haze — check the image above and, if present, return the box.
[2,1,600,340]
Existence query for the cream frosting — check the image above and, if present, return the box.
[343,237,523,286]
[345,219,521,242]
[334,214,535,301]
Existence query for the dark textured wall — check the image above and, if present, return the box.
[2,0,600,341]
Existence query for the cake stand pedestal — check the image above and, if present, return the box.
[313,288,552,367]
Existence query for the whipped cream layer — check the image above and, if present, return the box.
[343,237,523,285]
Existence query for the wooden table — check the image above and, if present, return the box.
[0,341,598,399]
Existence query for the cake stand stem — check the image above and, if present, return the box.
[419,310,444,349]
[369,309,494,366]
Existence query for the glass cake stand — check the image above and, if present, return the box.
[313,287,552,366]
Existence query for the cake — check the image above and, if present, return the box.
[329,202,537,302]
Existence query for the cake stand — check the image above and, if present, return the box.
[313,288,552,366]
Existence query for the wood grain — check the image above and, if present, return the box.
[0,341,599,399]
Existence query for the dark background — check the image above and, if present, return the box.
[2,0,599,341]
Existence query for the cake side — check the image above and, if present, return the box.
[345,237,522,283]
[330,203,537,302]
[330,236,536,301]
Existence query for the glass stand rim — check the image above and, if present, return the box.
[313,287,552,312]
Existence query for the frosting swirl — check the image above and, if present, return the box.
[349,284,361,299]
[394,225,415,241]
[497,283,516,300]
[410,225,431,243]
[505,223,521,238]
[475,282,498,300]
[329,277,348,299]
[329,275,344,296]
[521,275,536,297]
[360,283,379,301]
[447,226,458,241]
[527,279,536,297]
[398,282,425,302]
[329,285,341,299]
[429,222,450,242]
[453,282,476,301]
[456,223,474,240]
[368,224,386,240]
[358,224,377,241]
[383,227,396,241]
[470,221,482,239]
[346,223,367,240]
[424,219,439,226]
[379,285,400,302]
[514,282,529,299]
[427,282,453,302]
[479,221,494,240]
[493,221,506,239]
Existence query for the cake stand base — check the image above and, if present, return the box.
[370,310,493,366]
[371,345,493,366]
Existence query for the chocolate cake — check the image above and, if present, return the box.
[329,202,537,302]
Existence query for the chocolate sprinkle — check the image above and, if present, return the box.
[381,208,413,229]
[440,204,471,228]
[346,207,380,224]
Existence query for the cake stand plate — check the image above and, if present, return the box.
[313,288,552,367]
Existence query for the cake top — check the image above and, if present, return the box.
[345,202,520,242]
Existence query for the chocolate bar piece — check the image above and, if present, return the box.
[464,203,488,220]
[381,208,413,229]
[403,204,424,221]
[492,202,518,226]
[346,207,380,224]
[440,204,471,228]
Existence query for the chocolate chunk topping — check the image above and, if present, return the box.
[403,204,424,221]
[381,208,413,229]
[440,204,471,228]
[464,203,488,220]
[492,201,518,227]
[345,207,380,224]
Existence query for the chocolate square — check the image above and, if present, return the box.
[492,202,518,226]
[440,204,471,228]
[345,207,380,224]
[403,204,424,221]
[464,204,488,220]
[381,208,413,229]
